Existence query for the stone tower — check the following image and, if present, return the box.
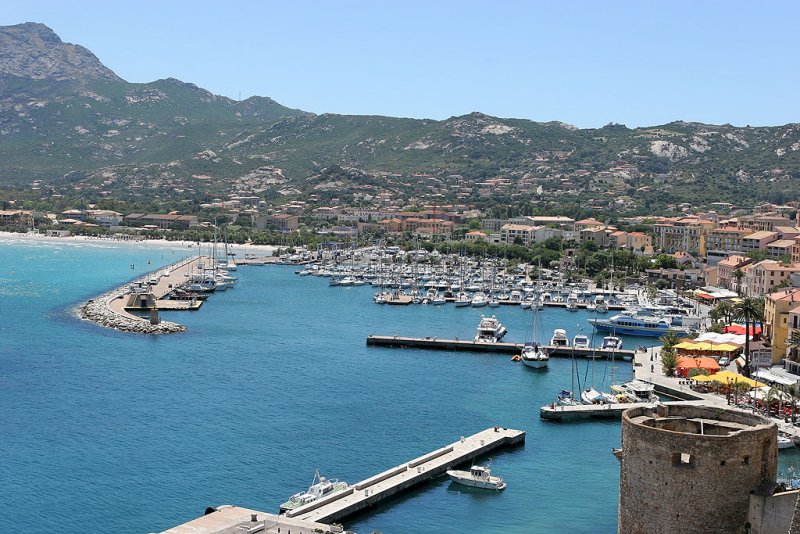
[618,404,776,534]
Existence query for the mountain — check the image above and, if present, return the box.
[1,22,799,213]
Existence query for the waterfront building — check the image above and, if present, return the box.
[764,288,800,364]
[653,217,715,255]
[124,213,199,229]
[0,209,34,227]
[254,213,299,232]
[618,404,776,534]
[500,223,536,245]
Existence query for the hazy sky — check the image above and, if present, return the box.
[3,1,798,128]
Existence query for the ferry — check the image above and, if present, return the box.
[588,314,691,337]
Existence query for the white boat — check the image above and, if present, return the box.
[431,294,447,305]
[446,463,506,491]
[573,334,590,349]
[611,380,659,403]
[279,470,349,512]
[454,293,471,307]
[778,433,795,450]
[566,293,579,311]
[550,329,569,347]
[521,342,549,369]
[555,389,580,406]
[521,285,549,369]
[475,315,507,343]
[471,292,489,307]
[581,387,618,405]
[601,336,623,350]
[488,296,500,308]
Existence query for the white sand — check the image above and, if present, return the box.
[0,231,279,256]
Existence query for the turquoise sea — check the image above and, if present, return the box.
[9,237,794,533]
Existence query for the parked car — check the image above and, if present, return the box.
[718,356,730,367]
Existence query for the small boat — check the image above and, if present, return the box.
[778,433,795,450]
[602,336,623,351]
[279,470,349,513]
[551,329,569,347]
[610,380,659,403]
[581,387,618,405]
[556,389,579,406]
[446,462,506,491]
[573,334,590,349]
[566,293,579,311]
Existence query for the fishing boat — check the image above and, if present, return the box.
[446,462,506,491]
[474,315,508,343]
[279,470,349,513]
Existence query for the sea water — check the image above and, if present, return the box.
[1,238,663,533]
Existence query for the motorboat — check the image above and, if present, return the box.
[471,292,489,307]
[602,336,623,350]
[572,334,590,349]
[279,470,349,513]
[446,463,506,491]
[474,315,507,343]
[778,433,795,450]
[610,380,659,403]
[566,293,579,311]
[454,293,471,307]
[550,329,569,347]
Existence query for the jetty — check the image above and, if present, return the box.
[78,255,208,334]
[366,335,636,360]
[160,427,524,533]
[539,399,705,421]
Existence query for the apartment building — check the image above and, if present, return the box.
[717,255,752,291]
[741,231,778,254]
[764,288,800,364]
[745,260,800,296]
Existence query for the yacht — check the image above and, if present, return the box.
[550,329,569,347]
[474,315,507,343]
[572,334,590,349]
[279,470,349,513]
[589,314,691,337]
[602,336,623,350]
[454,293,472,307]
[566,293,579,311]
[471,292,489,307]
[610,380,659,403]
[446,463,506,491]
[595,295,609,313]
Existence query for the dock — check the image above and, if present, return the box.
[366,335,636,360]
[288,426,525,523]
[539,400,704,421]
[159,427,524,533]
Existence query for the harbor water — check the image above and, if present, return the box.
[0,237,750,533]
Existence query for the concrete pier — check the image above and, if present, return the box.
[289,426,525,523]
[539,400,704,421]
[366,335,636,360]
[159,427,524,533]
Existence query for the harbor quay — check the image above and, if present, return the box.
[77,255,209,334]
[161,427,525,533]
[366,334,637,360]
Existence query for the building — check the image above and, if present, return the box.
[618,404,776,534]
[766,239,796,260]
[254,214,299,232]
[465,230,489,242]
[500,223,536,245]
[626,231,653,252]
[741,231,778,254]
[705,226,751,263]
[653,217,715,255]
[85,209,122,228]
[401,217,453,237]
[645,268,705,289]
[0,209,34,227]
[738,214,794,232]
[746,261,800,296]
[124,213,199,229]
[717,255,752,292]
[764,288,800,364]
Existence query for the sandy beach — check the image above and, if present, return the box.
[0,230,279,256]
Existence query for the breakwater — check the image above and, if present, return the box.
[76,256,200,334]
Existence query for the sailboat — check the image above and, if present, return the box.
[521,264,549,370]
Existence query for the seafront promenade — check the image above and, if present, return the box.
[77,255,205,334]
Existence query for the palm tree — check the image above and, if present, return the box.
[788,330,800,362]
[733,297,765,378]
[732,268,745,296]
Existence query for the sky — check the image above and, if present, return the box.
[3,0,799,128]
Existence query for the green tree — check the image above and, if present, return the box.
[661,349,678,377]
[660,331,680,351]
[788,330,800,362]
[733,297,765,377]
[732,268,745,296]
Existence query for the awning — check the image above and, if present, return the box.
[752,370,797,387]
[709,370,766,388]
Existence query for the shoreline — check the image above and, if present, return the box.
[0,230,280,256]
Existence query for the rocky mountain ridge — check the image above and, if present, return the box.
[1,22,799,212]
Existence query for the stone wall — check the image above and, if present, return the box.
[618,405,777,534]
